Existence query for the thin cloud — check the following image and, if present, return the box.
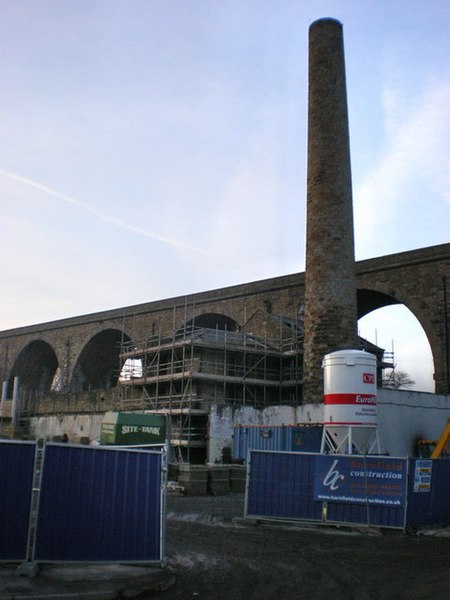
[354,79,450,257]
[0,169,218,257]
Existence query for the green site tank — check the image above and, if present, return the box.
[100,411,167,446]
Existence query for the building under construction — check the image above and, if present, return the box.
[118,311,304,463]
[115,307,389,463]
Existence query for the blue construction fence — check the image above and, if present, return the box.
[245,450,450,530]
[232,424,323,461]
[0,440,166,564]
[0,440,36,561]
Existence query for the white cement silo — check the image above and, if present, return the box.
[321,349,380,454]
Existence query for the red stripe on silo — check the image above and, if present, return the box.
[323,393,376,405]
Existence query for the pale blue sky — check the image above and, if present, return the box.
[1,0,449,391]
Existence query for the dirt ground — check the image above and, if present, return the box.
[160,493,450,600]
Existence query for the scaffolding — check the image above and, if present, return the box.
[118,319,303,463]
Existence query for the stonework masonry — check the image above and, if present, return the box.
[0,244,449,404]
[356,245,450,394]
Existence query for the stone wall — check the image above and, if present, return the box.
[0,244,449,397]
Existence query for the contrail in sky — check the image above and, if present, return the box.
[0,168,217,257]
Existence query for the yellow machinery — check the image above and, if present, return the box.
[417,418,450,458]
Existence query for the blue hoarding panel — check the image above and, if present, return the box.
[34,444,163,563]
[313,455,406,528]
[246,451,322,522]
[0,440,36,561]
[314,455,407,507]
[406,458,450,528]
[246,450,406,529]
[326,500,405,528]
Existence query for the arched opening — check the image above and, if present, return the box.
[358,305,434,392]
[8,340,58,398]
[119,358,143,382]
[357,289,400,319]
[71,329,130,392]
[180,313,239,333]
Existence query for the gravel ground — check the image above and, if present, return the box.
[160,492,450,600]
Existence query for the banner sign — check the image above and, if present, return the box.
[314,455,407,507]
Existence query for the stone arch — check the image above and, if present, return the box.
[357,289,400,319]
[7,340,58,398]
[180,313,239,333]
[357,287,435,389]
[358,287,434,347]
[70,329,130,392]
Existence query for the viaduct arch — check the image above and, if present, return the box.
[7,340,58,398]
[0,243,449,399]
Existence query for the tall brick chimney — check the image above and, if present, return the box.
[302,18,358,404]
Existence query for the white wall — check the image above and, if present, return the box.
[30,414,104,443]
[208,403,324,463]
[377,388,450,457]
[209,390,450,462]
[28,389,450,460]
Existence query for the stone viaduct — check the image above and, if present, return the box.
[0,242,449,404]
